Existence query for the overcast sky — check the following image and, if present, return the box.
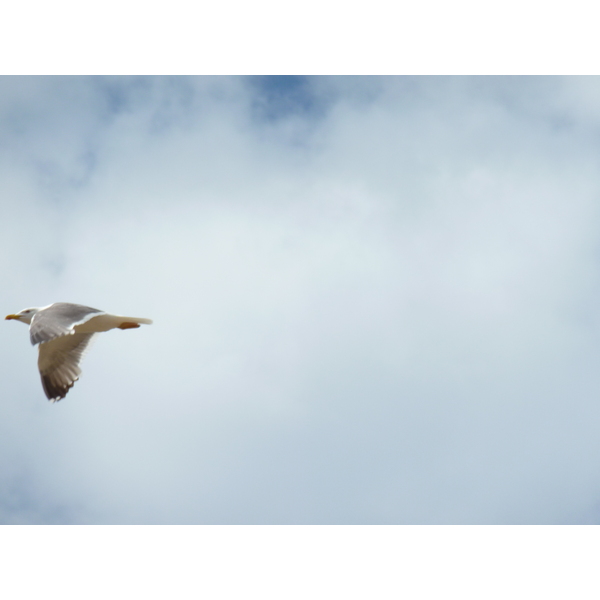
[2,76,600,524]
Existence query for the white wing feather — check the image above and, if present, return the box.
[37,333,97,402]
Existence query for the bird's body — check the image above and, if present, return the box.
[6,303,152,402]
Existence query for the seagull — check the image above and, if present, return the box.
[5,302,152,403]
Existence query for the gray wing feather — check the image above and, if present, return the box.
[37,333,97,402]
[30,303,103,345]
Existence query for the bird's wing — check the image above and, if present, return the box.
[37,333,97,402]
[30,303,104,345]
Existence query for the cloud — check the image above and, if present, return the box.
[2,76,600,523]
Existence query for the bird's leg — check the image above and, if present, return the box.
[118,322,141,329]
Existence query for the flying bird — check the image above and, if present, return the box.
[5,302,152,402]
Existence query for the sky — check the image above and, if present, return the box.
[3,76,600,524]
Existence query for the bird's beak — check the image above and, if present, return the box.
[5,314,20,320]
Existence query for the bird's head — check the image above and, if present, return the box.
[5,307,40,325]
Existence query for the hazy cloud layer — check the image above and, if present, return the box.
[2,76,600,523]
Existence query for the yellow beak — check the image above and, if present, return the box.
[5,314,20,320]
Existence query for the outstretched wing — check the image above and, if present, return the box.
[37,333,97,402]
[30,303,103,345]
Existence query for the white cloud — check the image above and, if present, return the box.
[2,76,600,523]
